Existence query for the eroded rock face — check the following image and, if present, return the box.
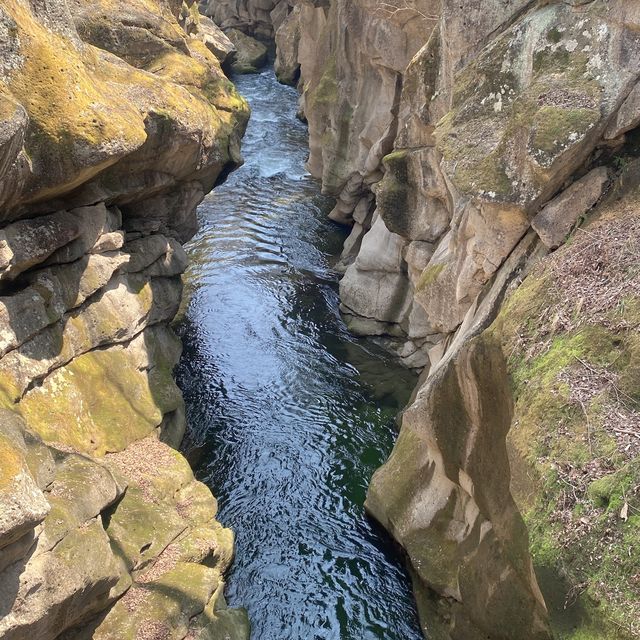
[364,3,639,637]
[208,0,640,637]
[201,0,293,39]
[368,337,550,640]
[0,0,250,638]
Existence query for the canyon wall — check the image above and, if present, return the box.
[0,1,250,638]
[206,0,640,638]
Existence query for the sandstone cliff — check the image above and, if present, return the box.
[0,1,250,638]
[206,0,640,638]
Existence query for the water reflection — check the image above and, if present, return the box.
[176,67,422,640]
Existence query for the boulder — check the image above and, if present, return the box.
[194,15,237,66]
[0,432,49,549]
[0,212,80,281]
[225,28,269,73]
[532,167,609,249]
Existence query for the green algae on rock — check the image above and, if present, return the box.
[489,171,640,639]
[0,0,249,637]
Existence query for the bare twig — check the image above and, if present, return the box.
[375,1,439,24]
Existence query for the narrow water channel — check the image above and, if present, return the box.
[175,68,423,640]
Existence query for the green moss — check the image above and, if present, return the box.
[94,562,222,640]
[417,263,445,291]
[531,106,599,160]
[455,150,512,195]
[588,465,638,512]
[377,150,413,235]
[546,28,562,44]
[309,55,338,108]
[17,337,167,456]
[491,254,640,638]
[514,327,623,389]
[383,149,409,170]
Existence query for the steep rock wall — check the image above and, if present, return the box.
[0,1,250,638]
[203,0,441,366]
[206,0,640,638]
[367,4,640,635]
[201,0,295,39]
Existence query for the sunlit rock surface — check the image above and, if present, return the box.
[208,0,640,637]
[0,0,250,637]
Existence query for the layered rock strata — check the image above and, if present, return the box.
[0,0,250,638]
[208,0,640,638]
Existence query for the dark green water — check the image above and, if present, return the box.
[176,68,423,640]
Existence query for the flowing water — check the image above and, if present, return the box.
[176,67,423,640]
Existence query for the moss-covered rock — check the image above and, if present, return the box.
[0,2,249,637]
[367,332,552,640]
[489,177,640,638]
[225,28,268,74]
[436,3,634,210]
[0,0,249,225]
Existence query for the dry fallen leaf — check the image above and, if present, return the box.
[620,501,629,522]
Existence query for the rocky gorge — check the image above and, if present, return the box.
[203,1,640,639]
[0,0,639,639]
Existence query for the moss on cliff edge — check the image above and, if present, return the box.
[489,185,640,638]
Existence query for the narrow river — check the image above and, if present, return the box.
[176,68,423,640]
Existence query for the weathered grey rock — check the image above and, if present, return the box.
[226,28,269,73]
[274,3,300,84]
[404,241,435,287]
[0,518,125,640]
[195,15,237,65]
[0,95,29,214]
[367,232,548,640]
[44,204,119,266]
[0,212,80,281]
[354,216,406,273]
[605,81,640,139]
[376,148,451,244]
[90,230,125,254]
[368,336,551,640]
[532,167,609,249]
[202,0,289,39]
[340,268,412,325]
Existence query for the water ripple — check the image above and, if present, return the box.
[176,67,423,640]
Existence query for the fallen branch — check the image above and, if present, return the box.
[375,1,439,23]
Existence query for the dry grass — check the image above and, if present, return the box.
[503,199,640,637]
[548,209,640,332]
[106,436,179,503]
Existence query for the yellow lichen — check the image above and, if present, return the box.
[0,434,23,489]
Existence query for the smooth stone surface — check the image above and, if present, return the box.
[532,167,610,249]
